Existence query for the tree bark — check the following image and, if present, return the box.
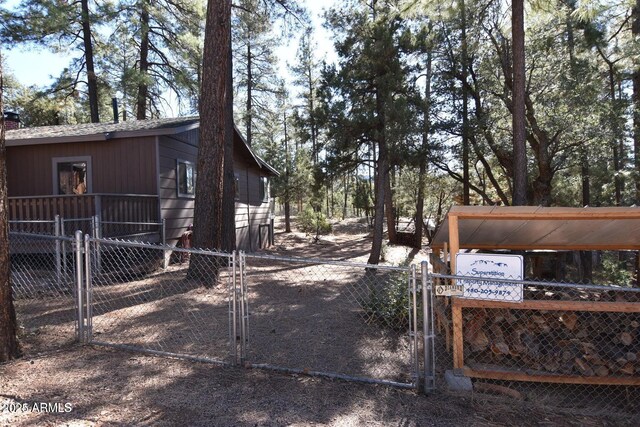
[221,35,235,252]
[0,56,21,361]
[511,0,527,206]
[191,0,231,268]
[81,0,99,123]
[136,2,150,120]
[384,167,396,244]
[461,0,470,205]
[284,111,291,233]
[246,40,252,146]
[368,86,387,265]
[633,0,640,205]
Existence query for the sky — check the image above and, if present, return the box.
[2,0,338,115]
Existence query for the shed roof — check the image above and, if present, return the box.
[431,205,640,251]
[5,117,278,176]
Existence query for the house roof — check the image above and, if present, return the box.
[431,205,640,251]
[6,117,279,176]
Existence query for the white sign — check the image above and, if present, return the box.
[435,283,463,297]
[456,253,524,302]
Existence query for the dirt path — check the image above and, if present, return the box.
[1,345,625,427]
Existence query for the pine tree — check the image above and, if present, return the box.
[0,54,21,362]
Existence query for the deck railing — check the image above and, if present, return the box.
[8,194,159,224]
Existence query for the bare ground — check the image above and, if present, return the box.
[2,218,635,426]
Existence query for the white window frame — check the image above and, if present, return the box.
[52,156,92,195]
[259,176,269,202]
[176,159,196,198]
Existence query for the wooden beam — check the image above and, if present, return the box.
[454,243,640,251]
[452,303,464,369]
[464,367,640,386]
[448,216,459,275]
[452,297,640,313]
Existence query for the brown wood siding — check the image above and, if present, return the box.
[6,137,157,197]
[158,130,199,242]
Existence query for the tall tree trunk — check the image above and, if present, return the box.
[416,49,433,248]
[633,0,640,205]
[284,111,291,233]
[511,0,527,206]
[246,40,252,146]
[632,0,639,285]
[342,173,348,220]
[368,86,387,265]
[191,0,231,265]
[0,57,21,361]
[384,167,396,244]
[607,64,623,206]
[461,0,470,205]
[221,35,235,252]
[136,3,150,120]
[81,0,99,123]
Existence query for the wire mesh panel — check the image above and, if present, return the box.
[9,232,79,353]
[86,238,235,364]
[241,253,418,387]
[430,271,640,418]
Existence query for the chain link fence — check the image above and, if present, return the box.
[240,253,419,387]
[9,228,640,417]
[427,265,640,418]
[85,237,235,365]
[9,231,79,354]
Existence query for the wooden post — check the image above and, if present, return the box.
[448,215,459,275]
[452,299,464,369]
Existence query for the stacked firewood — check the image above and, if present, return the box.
[461,302,640,377]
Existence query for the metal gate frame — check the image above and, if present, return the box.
[237,251,422,390]
[70,233,427,391]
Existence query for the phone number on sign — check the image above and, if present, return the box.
[1,402,73,413]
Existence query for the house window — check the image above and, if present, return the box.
[177,160,196,197]
[53,157,91,195]
[259,176,268,202]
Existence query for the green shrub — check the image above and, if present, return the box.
[297,207,332,234]
[361,262,421,331]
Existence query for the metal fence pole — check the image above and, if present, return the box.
[54,215,62,287]
[162,218,169,269]
[411,263,420,390]
[75,230,85,343]
[84,234,93,343]
[240,251,248,363]
[231,251,238,364]
[92,215,102,274]
[422,259,435,393]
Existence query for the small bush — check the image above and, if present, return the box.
[361,261,421,331]
[297,207,332,234]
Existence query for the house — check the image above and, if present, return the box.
[5,116,278,251]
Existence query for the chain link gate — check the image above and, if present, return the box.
[81,235,238,365]
[238,252,421,388]
[32,234,424,390]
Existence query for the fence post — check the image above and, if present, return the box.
[422,259,435,393]
[92,215,102,274]
[75,230,85,343]
[231,250,238,365]
[162,218,169,269]
[84,234,93,343]
[239,251,248,364]
[54,215,62,287]
[411,263,421,390]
